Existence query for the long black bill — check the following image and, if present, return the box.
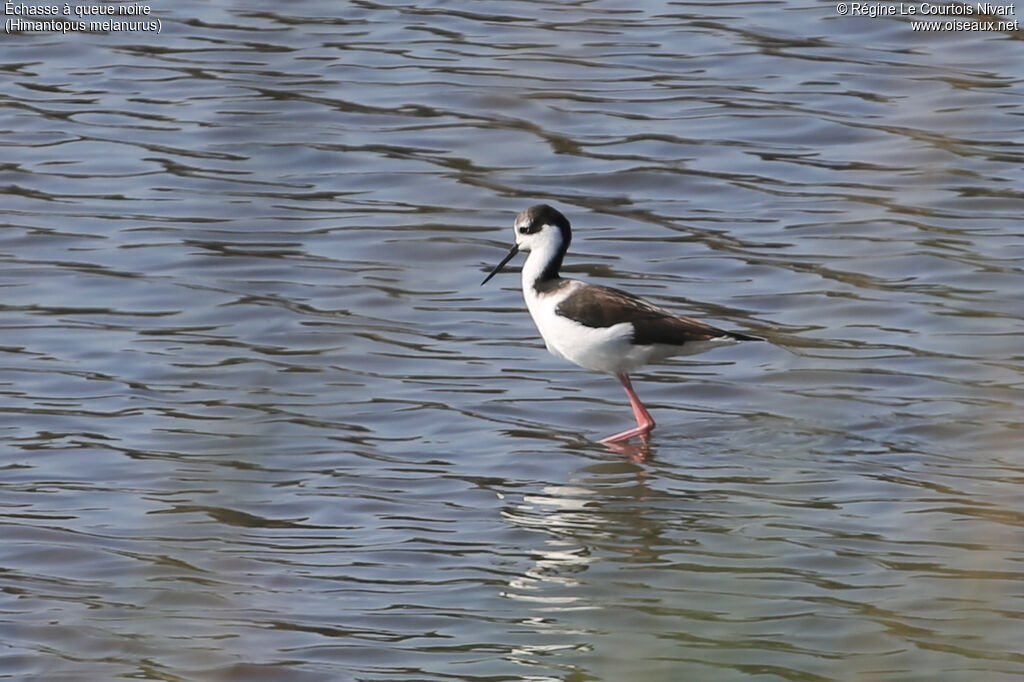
[480,243,519,285]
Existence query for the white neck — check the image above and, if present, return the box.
[520,236,564,292]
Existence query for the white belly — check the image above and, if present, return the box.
[525,281,642,374]
[524,280,734,375]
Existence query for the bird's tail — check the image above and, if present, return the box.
[726,329,764,342]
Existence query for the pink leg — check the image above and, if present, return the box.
[599,374,656,444]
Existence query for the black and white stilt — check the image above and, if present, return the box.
[482,204,761,445]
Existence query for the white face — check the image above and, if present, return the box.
[513,208,567,254]
[513,217,555,252]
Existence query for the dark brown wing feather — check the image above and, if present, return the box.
[556,284,758,346]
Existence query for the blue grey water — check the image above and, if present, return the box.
[2,1,1023,680]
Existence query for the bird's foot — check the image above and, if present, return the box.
[598,423,653,445]
[599,427,653,462]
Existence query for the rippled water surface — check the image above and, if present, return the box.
[3,1,1023,680]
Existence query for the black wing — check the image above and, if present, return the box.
[556,284,757,346]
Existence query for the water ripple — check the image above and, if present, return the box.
[2,1,1023,680]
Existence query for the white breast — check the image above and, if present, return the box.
[523,280,641,374]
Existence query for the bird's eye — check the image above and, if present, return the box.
[518,222,542,235]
